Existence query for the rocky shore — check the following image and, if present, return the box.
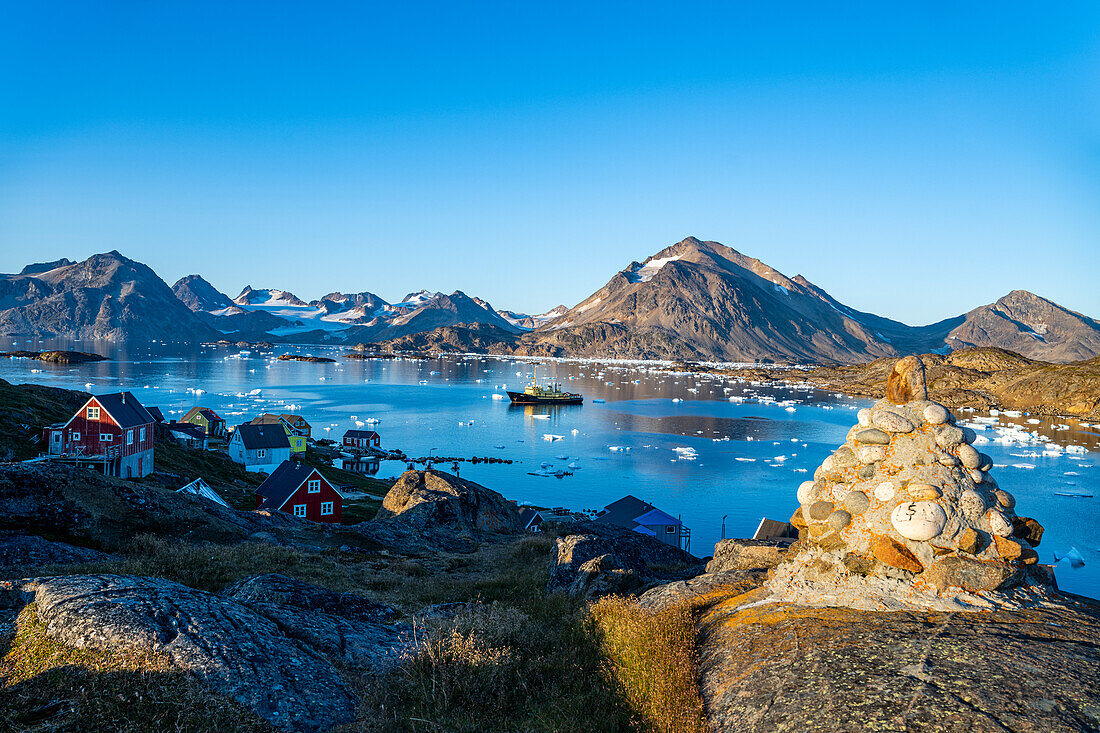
[700,347,1100,419]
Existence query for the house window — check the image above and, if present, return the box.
[320,502,334,516]
[257,449,266,459]
[126,430,133,445]
[87,406,99,420]
[139,427,146,442]
[307,479,321,493]
[293,504,306,517]
[100,433,113,442]
[72,431,80,441]
[666,526,677,534]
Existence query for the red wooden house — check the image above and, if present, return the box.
[254,460,343,523]
[42,392,156,478]
[342,429,380,449]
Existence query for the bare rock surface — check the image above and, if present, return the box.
[0,531,112,569]
[706,538,793,573]
[2,574,358,731]
[637,569,766,613]
[697,587,1100,733]
[221,573,406,671]
[546,522,701,598]
[362,469,521,552]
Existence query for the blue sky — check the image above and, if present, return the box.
[1,2,1097,323]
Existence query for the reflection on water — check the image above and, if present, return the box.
[2,340,1098,599]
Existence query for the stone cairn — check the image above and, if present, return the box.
[768,356,1053,611]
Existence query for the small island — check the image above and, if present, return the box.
[277,354,336,363]
[0,350,107,364]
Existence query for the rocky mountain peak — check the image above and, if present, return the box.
[172,275,234,313]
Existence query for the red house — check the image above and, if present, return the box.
[42,392,156,478]
[254,460,343,523]
[342,429,380,449]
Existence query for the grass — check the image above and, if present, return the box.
[0,604,271,732]
[12,518,710,732]
[589,596,711,733]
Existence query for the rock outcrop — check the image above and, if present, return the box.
[2,575,373,731]
[705,538,793,573]
[770,356,1054,611]
[696,584,1100,733]
[546,522,701,598]
[221,574,405,672]
[721,347,1100,419]
[362,469,522,552]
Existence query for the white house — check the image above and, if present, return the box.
[228,423,291,473]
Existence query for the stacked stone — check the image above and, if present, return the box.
[782,356,1047,600]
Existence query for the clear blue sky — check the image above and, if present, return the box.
[1,2,1097,323]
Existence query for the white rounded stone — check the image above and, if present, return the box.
[856,444,887,464]
[956,443,981,469]
[832,485,850,502]
[968,468,984,484]
[923,403,949,425]
[872,409,915,434]
[993,489,1016,510]
[874,481,896,502]
[797,480,815,504]
[987,509,1013,537]
[857,408,872,427]
[890,501,948,541]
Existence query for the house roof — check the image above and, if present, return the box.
[183,406,224,423]
[343,429,379,440]
[280,414,309,425]
[632,508,681,527]
[233,423,291,450]
[250,413,289,426]
[78,392,156,429]
[752,518,799,541]
[147,406,166,423]
[255,460,341,510]
[517,507,542,529]
[594,495,656,529]
[178,478,230,508]
[165,422,207,440]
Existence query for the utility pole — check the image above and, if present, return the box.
[721,514,727,540]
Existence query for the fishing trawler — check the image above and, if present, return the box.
[507,369,584,405]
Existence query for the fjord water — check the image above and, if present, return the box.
[4,344,1098,599]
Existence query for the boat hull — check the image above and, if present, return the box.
[506,391,583,405]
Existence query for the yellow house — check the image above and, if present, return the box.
[249,414,308,454]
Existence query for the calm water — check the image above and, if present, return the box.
[4,341,1098,599]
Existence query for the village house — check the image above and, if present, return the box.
[342,429,380,450]
[250,414,308,454]
[42,391,156,478]
[182,406,227,438]
[595,495,691,552]
[227,423,291,473]
[254,460,343,523]
[279,414,311,438]
[163,421,208,449]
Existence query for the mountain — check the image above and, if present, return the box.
[20,258,74,276]
[0,251,219,342]
[527,237,902,364]
[172,274,235,312]
[313,291,389,322]
[936,290,1100,363]
[344,291,521,343]
[497,305,568,330]
[234,286,308,308]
